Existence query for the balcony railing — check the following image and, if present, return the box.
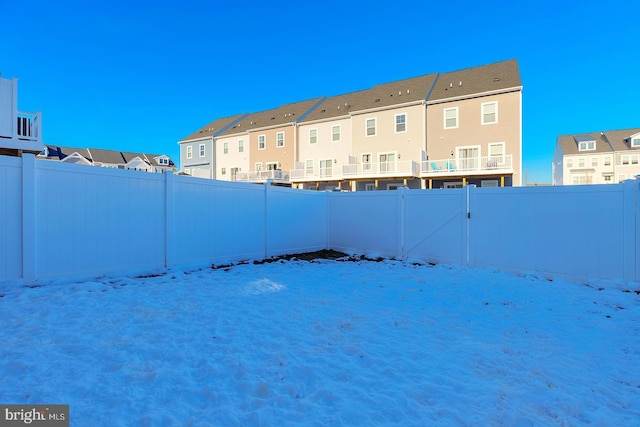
[290,160,420,182]
[235,169,289,183]
[16,111,39,141]
[421,155,513,176]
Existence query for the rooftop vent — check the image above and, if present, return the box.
[459,81,462,86]
[449,83,453,88]
[407,89,410,94]
[493,77,501,82]
[374,98,380,102]
[399,91,402,95]
[321,109,326,113]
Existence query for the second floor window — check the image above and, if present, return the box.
[223,142,228,154]
[199,144,205,157]
[366,118,376,136]
[186,146,193,159]
[395,114,406,133]
[239,140,244,153]
[258,135,266,150]
[309,129,318,144]
[444,108,458,129]
[276,132,285,148]
[332,125,341,141]
[482,102,497,125]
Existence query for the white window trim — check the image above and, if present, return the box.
[276,132,285,148]
[305,159,314,175]
[488,142,505,164]
[199,144,206,157]
[258,134,266,150]
[309,128,318,144]
[255,162,263,171]
[238,140,244,153]
[365,118,377,137]
[186,146,193,159]
[578,141,596,151]
[361,152,372,171]
[364,183,375,191]
[332,125,341,142]
[444,107,458,129]
[481,101,498,125]
[222,142,228,155]
[394,113,407,134]
[632,138,640,148]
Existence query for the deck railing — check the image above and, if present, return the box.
[421,155,513,175]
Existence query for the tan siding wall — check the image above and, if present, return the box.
[249,125,295,172]
[426,91,522,185]
[351,104,426,164]
[298,118,353,166]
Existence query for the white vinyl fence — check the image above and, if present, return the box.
[1,154,638,284]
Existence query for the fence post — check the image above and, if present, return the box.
[264,180,272,258]
[622,179,639,283]
[464,185,475,266]
[164,171,174,268]
[21,153,36,281]
[325,190,331,251]
[396,187,407,259]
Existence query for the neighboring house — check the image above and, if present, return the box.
[177,114,247,179]
[179,59,523,190]
[217,98,324,185]
[38,145,175,173]
[553,128,640,185]
[425,60,522,188]
[0,75,44,156]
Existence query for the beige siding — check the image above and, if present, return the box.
[216,133,250,180]
[426,90,522,185]
[297,118,353,168]
[351,104,426,166]
[250,125,295,172]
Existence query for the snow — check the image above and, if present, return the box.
[1,257,639,426]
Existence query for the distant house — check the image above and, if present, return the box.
[0,75,44,156]
[38,145,175,173]
[553,128,640,185]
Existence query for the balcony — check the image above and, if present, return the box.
[421,155,513,177]
[290,160,420,183]
[235,169,290,184]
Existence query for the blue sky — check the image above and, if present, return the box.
[2,0,638,184]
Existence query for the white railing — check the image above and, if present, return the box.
[421,155,513,175]
[235,169,289,183]
[16,111,40,141]
[290,160,420,182]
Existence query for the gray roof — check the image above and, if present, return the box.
[45,146,92,162]
[218,98,324,136]
[428,59,521,102]
[88,148,126,165]
[300,73,438,122]
[180,113,248,142]
[121,151,148,163]
[145,153,175,167]
[556,127,640,156]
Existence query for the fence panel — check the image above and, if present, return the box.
[267,186,327,256]
[33,161,166,279]
[404,188,467,264]
[328,191,399,257]
[0,156,22,282]
[469,185,629,281]
[169,176,266,266]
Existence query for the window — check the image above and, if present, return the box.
[199,144,205,157]
[255,162,263,171]
[571,174,587,185]
[444,107,458,129]
[379,152,396,173]
[395,114,406,133]
[230,167,240,181]
[604,156,611,166]
[361,153,372,171]
[305,160,314,175]
[591,157,598,167]
[604,175,613,182]
[319,159,332,177]
[366,118,376,136]
[258,135,266,150]
[488,143,505,165]
[332,125,341,142]
[184,168,191,175]
[238,140,244,153]
[481,102,498,125]
[223,142,228,154]
[276,132,284,148]
[622,154,640,165]
[365,183,376,191]
[578,141,595,151]
[221,167,226,175]
[578,158,585,168]
[186,146,193,159]
[567,159,573,168]
[632,138,640,148]
[622,155,629,165]
[158,158,169,165]
[309,129,318,144]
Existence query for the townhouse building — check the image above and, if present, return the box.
[214,98,324,184]
[179,59,522,190]
[178,114,247,178]
[553,128,640,185]
[0,75,44,156]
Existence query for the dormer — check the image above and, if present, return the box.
[628,132,640,148]
[154,155,171,166]
[574,135,596,151]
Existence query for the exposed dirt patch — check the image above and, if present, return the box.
[211,249,382,270]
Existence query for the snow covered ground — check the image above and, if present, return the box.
[1,256,639,426]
